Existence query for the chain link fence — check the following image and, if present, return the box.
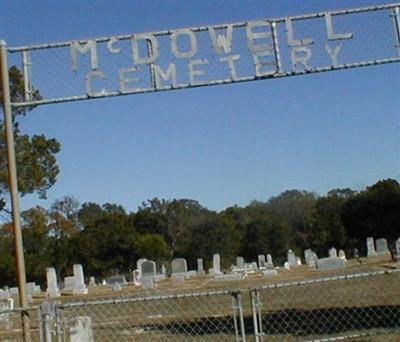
[2,269,397,341]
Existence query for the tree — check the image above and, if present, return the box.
[0,66,61,208]
[134,234,172,264]
[342,179,400,249]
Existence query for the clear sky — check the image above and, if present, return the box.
[1,0,399,212]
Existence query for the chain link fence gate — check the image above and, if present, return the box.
[2,269,396,342]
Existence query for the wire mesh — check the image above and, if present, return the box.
[5,3,400,107]
[256,270,400,342]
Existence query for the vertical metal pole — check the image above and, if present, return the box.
[0,39,31,342]
[232,293,240,342]
[391,7,400,56]
[250,289,260,342]
[237,292,246,342]
[147,39,155,89]
[271,21,283,74]
[22,50,32,102]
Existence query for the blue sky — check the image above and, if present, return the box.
[1,0,399,212]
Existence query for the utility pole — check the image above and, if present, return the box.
[0,39,31,342]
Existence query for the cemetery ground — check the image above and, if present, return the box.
[1,255,399,341]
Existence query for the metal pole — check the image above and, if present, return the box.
[0,39,31,342]
[391,7,400,56]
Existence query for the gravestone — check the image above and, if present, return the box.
[0,298,14,330]
[106,275,127,285]
[112,283,122,292]
[375,238,389,255]
[328,247,337,258]
[395,238,400,260]
[62,276,76,294]
[284,262,290,270]
[236,256,245,268]
[9,287,19,296]
[161,264,166,275]
[258,254,266,268]
[197,258,204,274]
[213,253,221,274]
[316,257,346,271]
[73,264,88,295]
[69,316,94,342]
[170,275,185,287]
[367,237,377,257]
[46,267,60,298]
[26,282,38,296]
[88,277,96,287]
[262,269,278,277]
[304,249,314,266]
[353,248,359,258]
[141,260,157,277]
[296,257,302,265]
[171,258,188,274]
[287,250,296,267]
[214,273,243,281]
[266,254,274,268]
[338,250,346,260]
[141,277,154,289]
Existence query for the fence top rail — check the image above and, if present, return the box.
[60,288,232,309]
[259,268,400,290]
[6,2,400,52]
[58,268,400,309]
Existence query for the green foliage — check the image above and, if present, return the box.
[0,178,399,287]
[0,66,61,203]
[134,234,172,263]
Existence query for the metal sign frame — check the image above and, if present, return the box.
[1,3,400,342]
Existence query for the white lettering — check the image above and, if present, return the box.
[246,21,273,52]
[253,51,276,77]
[86,71,106,97]
[153,63,178,89]
[325,44,342,66]
[291,46,312,71]
[208,25,234,54]
[131,33,159,64]
[325,12,353,40]
[71,40,98,71]
[285,17,313,46]
[107,37,121,54]
[119,67,141,93]
[188,59,209,85]
[171,29,198,59]
[220,55,240,80]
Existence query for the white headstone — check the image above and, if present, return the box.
[197,258,204,273]
[171,258,188,274]
[141,260,157,277]
[88,277,96,287]
[161,264,166,275]
[73,264,88,295]
[213,254,221,274]
[316,257,346,271]
[338,250,346,260]
[69,316,94,342]
[328,247,337,258]
[262,269,278,277]
[258,254,266,268]
[284,262,290,270]
[296,257,302,265]
[375,238,389,254]
[287,250,296,267]
[236,256,245,268]
[367,237,377,257]
[304,249,314,265]
[46,267,60,298]
[395,238,400,260]
[266,254,273,268]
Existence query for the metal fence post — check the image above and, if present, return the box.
[250,288,264,342]
[391,7,400,56]
[232,291,246,342]
[0,39,31,342]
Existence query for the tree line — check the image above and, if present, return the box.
[1,178,399,287]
